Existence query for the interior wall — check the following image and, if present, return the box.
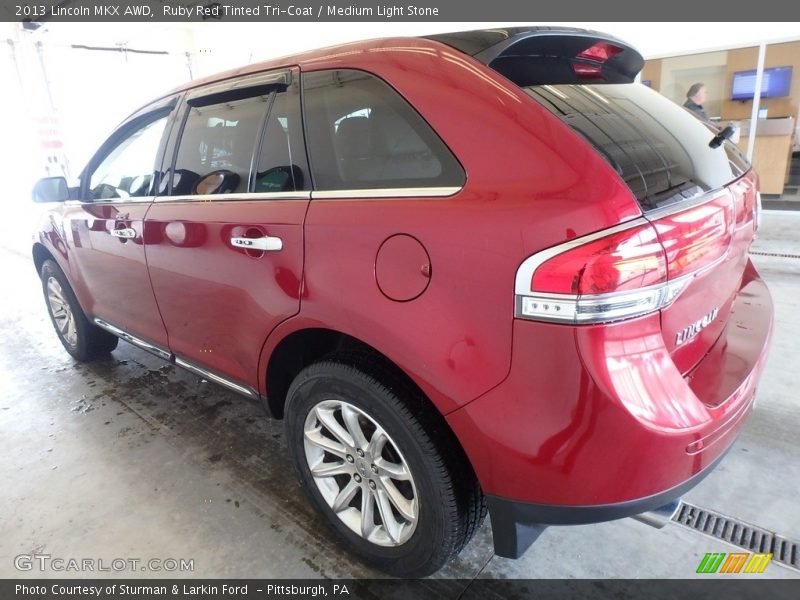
[721,41,800,120]
[640,60,662,91]
[657,51,729,119]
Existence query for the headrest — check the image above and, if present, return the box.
[335,116,372,160]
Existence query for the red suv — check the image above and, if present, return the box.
[32,28,773,576]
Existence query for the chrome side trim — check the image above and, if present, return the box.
[93,318,172,361]
[154,191,311,203]
[514,217,649,297]
[152,188,460,202]
[94,318,258,399]
[174,357,258,399]
[311,186,461,199]
[66,196,155,206]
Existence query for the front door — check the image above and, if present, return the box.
[66,101,176,348]
[145,69,309,392]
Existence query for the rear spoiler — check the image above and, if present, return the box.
[426,27,644,85]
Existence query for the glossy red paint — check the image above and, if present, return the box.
[657,171,759,374]
[374,234,431,302]
[446,259,772,505]
[62,201,169,347]
[251,39,641,410]
[33,33,774,522]
[145,199,307,388]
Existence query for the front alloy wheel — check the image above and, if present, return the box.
[40,259,118,361]
[303,399,418,546]
[46,276,77,348]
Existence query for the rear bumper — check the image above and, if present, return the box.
[447,259,772,553]
[486,448,727,558]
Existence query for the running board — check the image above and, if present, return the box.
[175,357,258,399]
[93,318,259,400]
[94,318,171,360]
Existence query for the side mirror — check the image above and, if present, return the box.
[32,177,69,203]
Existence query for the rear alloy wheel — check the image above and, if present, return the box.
[285,356,486,577]
[40,259,118,361]
[303,399,419,547]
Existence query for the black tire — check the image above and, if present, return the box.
[40,259,118,361]
[285,353,486,577]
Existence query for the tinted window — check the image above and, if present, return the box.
[169,94,268,196]
[254,90,309,193]
[526,83,750,211]
[303,69,464,190]
[89,115,168,201]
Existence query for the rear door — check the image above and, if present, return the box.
[145,68,309,393]
[66,98,177,348]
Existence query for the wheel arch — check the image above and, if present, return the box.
[32,242,55,275]
[33,241,95,323]
[265,327,434,419]
[264,325,484,504]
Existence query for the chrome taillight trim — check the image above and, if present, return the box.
[514,189,736,325]
[515,278,689,324]
[515,245,730,324]
[513,217,649,297]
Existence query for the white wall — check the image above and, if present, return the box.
[4,21,800,191]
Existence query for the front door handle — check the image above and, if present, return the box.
[110,227,136,239]
[231,236,283,251]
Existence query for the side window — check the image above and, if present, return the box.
[169,93,269,196]
[88,115,168,201]
[254,89,309,193]
[302,69,465,190]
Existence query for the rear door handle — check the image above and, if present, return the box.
[110,228,136,239]
[231,236,283,251]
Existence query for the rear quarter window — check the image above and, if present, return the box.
[302,69,465,191]
[526,83,750,211]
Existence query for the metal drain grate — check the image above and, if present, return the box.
[673,502,800,572]
[750,251,800,260]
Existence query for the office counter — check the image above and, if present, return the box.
[736,117,795,195]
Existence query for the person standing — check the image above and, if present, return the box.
[683,83,710,121]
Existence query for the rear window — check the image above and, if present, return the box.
[525,83,750,211]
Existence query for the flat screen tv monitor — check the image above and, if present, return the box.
[731,66,793,101]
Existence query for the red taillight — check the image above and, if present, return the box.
[572,63,604,79]
[572,43,624,79]
[653,194,733,280]
[516,194,734,324]
[577,42,624,62]
[531,223,667,295]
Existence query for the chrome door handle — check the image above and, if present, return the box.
[231,236,283,251]
[110,227,136,239]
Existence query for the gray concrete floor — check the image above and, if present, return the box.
[0,213,798,582]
